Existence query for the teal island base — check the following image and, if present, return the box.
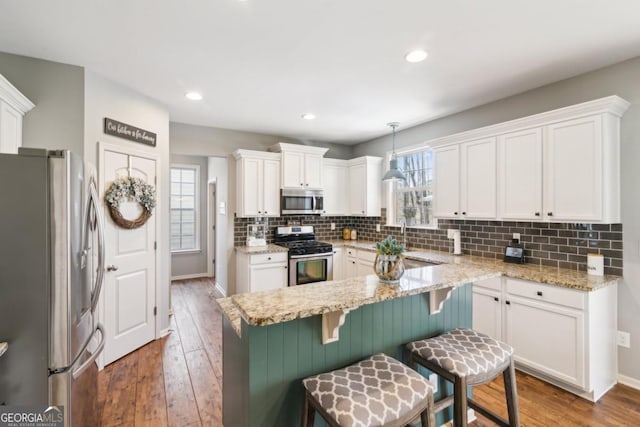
[223,284,472,426]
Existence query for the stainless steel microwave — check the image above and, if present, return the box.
[281,189,324,215]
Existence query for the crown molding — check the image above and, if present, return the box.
[232,148,281,160]
[427,95,630,148]
[269,142,329,155]
[0,73,35,114]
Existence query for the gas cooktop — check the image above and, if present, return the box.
[273,225,332,256]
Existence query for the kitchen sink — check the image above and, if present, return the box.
[404,258,439,269]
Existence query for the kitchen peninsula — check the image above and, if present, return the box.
[219,246,620,426]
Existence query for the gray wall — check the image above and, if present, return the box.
[84,70,172,337]
[170,121,354,160]
[170,154,210,278]
[355,56,640,383]
[0,51,85,155]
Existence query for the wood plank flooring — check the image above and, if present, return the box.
[98,278,640,426]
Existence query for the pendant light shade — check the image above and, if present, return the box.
[382,122,406,182]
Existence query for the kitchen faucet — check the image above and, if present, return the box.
[400,219,407,247]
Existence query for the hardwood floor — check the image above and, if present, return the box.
[97,278,223,427]
[98,278,640,426]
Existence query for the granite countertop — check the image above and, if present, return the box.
[0,342,7,358]
[223,240,620,330]
[216,298,242,336]
[230,263,501,327]
[329,240,620,292]
[234,244,288,255]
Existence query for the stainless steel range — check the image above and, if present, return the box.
[274,226,333,286]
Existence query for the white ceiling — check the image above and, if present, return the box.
[1,1,640,144]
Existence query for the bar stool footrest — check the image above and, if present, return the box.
[468,398,511,427]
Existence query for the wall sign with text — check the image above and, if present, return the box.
[104,118,157,147]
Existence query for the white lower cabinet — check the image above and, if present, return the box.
[472,278,503,340]
[345,248,358,278]
[332,247,345,281]
[343,247,376,279]
[473,277,617,401]
[235,251,288,293]
[356,249,376,277]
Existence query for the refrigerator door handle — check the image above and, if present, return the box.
[71,323,105,380]
[89,179,106,314]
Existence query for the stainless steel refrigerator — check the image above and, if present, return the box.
[0,148,106,426]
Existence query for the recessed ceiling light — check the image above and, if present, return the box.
[301,113,316,120]
[405,50,428,63]
[185,91,203,101]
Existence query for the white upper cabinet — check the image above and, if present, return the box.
[499,128,543,220]
[270,142,328,189]
[433,145,460,218]
[233,150,281,217]
[348,156,382,217]
[544,116,603,222]
[323,158,349,216]
[304,152,323,188]
[432,96,629,223]
[434,138,497,219]
[0,74,35,154]
[461,137,497,218]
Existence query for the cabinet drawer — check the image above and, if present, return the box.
[474,277,502,292]
[357,249,377,263]
[250,252,287,265]
[506,278,585,310]
[345,247,357,257]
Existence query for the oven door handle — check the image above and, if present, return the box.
[290,252,334,260]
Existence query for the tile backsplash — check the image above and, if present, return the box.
[234,209,623,276]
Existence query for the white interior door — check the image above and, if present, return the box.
[102,148,157,365]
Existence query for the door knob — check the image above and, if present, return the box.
[106,265,119,272]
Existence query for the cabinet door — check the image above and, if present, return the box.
[472,286,502,340]
[499,128,543,220]
[250,263,288,292]
[345,252,358,278]
[349,163,366,216]
[433,145,460,218]
[461,137,497,218]
[544,116,603,221]
[304,153,323,188]
[262,159,281,216]
[323,163,349,215]
[0,102,22,154]
[332,248,345,281]
[239,158,262,217]
[282,151,304,188]
[357,259,374,277]
[505,295,585,388]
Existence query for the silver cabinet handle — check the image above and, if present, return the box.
[106,265,119,272]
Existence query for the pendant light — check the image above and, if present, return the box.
[382,122,406,182]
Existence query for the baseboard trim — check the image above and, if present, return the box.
[215,282,227,297]
[618,374,640,391]
[159,327,171,338]
[171,273,211,281]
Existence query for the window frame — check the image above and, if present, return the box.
[170,163,201,253]
[385,144,438,229]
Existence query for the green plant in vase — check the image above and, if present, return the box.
[374,235,406,283]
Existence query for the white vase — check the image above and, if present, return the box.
[374,254,405,283]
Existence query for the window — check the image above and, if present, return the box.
[170,165,199,251]
[388,148,435,227]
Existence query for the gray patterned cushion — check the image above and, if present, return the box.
[302,353,434,427]
[407,328,513,383]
